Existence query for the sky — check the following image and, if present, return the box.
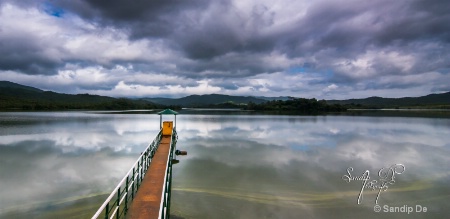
[0,0,449,99]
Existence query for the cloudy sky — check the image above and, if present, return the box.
[0,0,449,99]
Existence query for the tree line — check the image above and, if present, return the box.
[242,98,347,113]
[0,97,167,110]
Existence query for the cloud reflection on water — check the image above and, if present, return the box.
[0,112,161,215]
[171,114,450,218]
[0,113,449,218]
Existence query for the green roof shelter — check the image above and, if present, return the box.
[157,109,178,129]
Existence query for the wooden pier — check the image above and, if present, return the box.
[127,132,172,218]
[92,109,181,219]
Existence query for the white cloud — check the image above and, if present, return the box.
[323,84,338,93]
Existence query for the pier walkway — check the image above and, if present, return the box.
[92,109,180,219]
[127,132,173,218]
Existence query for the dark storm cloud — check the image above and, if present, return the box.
[179,52,286,78]
[283,0,450,55]
[54,0,212,38]
[8,0,450,73]
[55,0,277,61]
[172,3,277,60]
[0,35,61,75]
[375,0,450,45]
[1,0,449,97]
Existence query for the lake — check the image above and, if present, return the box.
[0,111,449,218]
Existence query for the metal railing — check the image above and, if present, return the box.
[159,129,178,219]
[92,129,163,219]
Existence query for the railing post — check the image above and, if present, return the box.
[139,157,143,185]
[104,203,109,219]
[148,151,150,170]
[143,151,147,173]
[131,167,135,200]
[167,161,172,218]
[125,175,129,214]
[137,160,141,188]
[116,187,121,219]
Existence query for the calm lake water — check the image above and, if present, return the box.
[0,111,449,219]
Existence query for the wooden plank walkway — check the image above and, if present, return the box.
[127,134,172,219]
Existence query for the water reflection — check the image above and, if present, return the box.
[172,115,450,218]
[0,113,449,218]
[0,112,161,218]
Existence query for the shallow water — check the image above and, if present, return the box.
[0,111,449,218]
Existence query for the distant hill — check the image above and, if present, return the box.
[0,81,160,110]
[0,81,43,92]
[2,80,449,110]
[144,94,268,107]
[327,92,450,109]
[255,96,292,101]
